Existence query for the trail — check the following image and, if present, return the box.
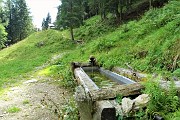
[0,54,72,120]
[0,76,71,120]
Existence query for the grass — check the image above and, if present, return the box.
[0,0,179,119]
[48,0,179,79]
[23,99,30,105]
[0,30,76,92]
[31,1,180,89]
[6,106,21,113]
[0,1,179,90]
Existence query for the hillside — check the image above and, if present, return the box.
[0,30,76,91]
[47,0,180,80]
[0,0,179,119]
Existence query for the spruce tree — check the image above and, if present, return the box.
[0,1,7,49]
[56,0,83,41]
[42,13,51,30]
[0,24,7,49]
[6,0,33,44]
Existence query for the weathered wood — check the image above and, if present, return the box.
[75,86,94,120]
[74,67,99,93]
[82,66,99,72]
[90,83,144,101]
[74,68,119,120]
[112,67,148,82]
[172,53,179,71]
[93,100,116,120]
[77,100,94,120]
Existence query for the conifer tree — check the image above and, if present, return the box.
[6,0,33,43]
[0,0,7,48]
[0,24,7,49]
[56,0,83,41]
[42,13,51,30]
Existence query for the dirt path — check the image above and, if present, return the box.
[0,77,72,120]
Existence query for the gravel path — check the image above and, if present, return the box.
[0,77,72,120]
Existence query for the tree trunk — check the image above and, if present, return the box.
[149,0,153,9]
[70,26,74,41]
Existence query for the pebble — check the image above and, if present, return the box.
[23,79,38,84]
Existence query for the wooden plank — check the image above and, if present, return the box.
[90,83,144,101]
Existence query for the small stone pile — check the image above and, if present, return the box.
[121,94,150,116]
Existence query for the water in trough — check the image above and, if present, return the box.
[86,71,120,89]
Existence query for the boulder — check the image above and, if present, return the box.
[133,94,150,110]
[121,98,134,115]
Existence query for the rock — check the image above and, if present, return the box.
[160,80,180,91]
[10,87,20,91]
[121,98,134,115]
[23,79,38,84]
[133,94,150,110]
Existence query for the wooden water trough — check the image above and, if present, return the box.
[72,58,144,120]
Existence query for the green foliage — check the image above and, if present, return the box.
[60,68,76,88]
[173,69,180,77]
[134,108,146,120]
[23,99,30,105]
[0,24,7,49]
[166,109,180,120]
[0,30,75,91]
[6,0,33,43]
[40,0,180,89]
[42,13,51,30]
[56,0,84,41]
[0,1,179,118]
[74,16,116,42]
[115,94,123,104]
[44,0,180,86]
[143,80,179,117]
[61,97,79,120]
[7,106,21,113]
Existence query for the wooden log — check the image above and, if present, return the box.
[90,83,144,101]
[93,100,116,120]
[74,67,99,93]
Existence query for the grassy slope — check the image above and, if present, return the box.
[52,0,179,79]
[0,0,179,118]
[0,30,75,91]
[1,0,178,88]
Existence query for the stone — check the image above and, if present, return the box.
[121,98,134,115]
[133,94,150,110]
[23,79,38,84]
